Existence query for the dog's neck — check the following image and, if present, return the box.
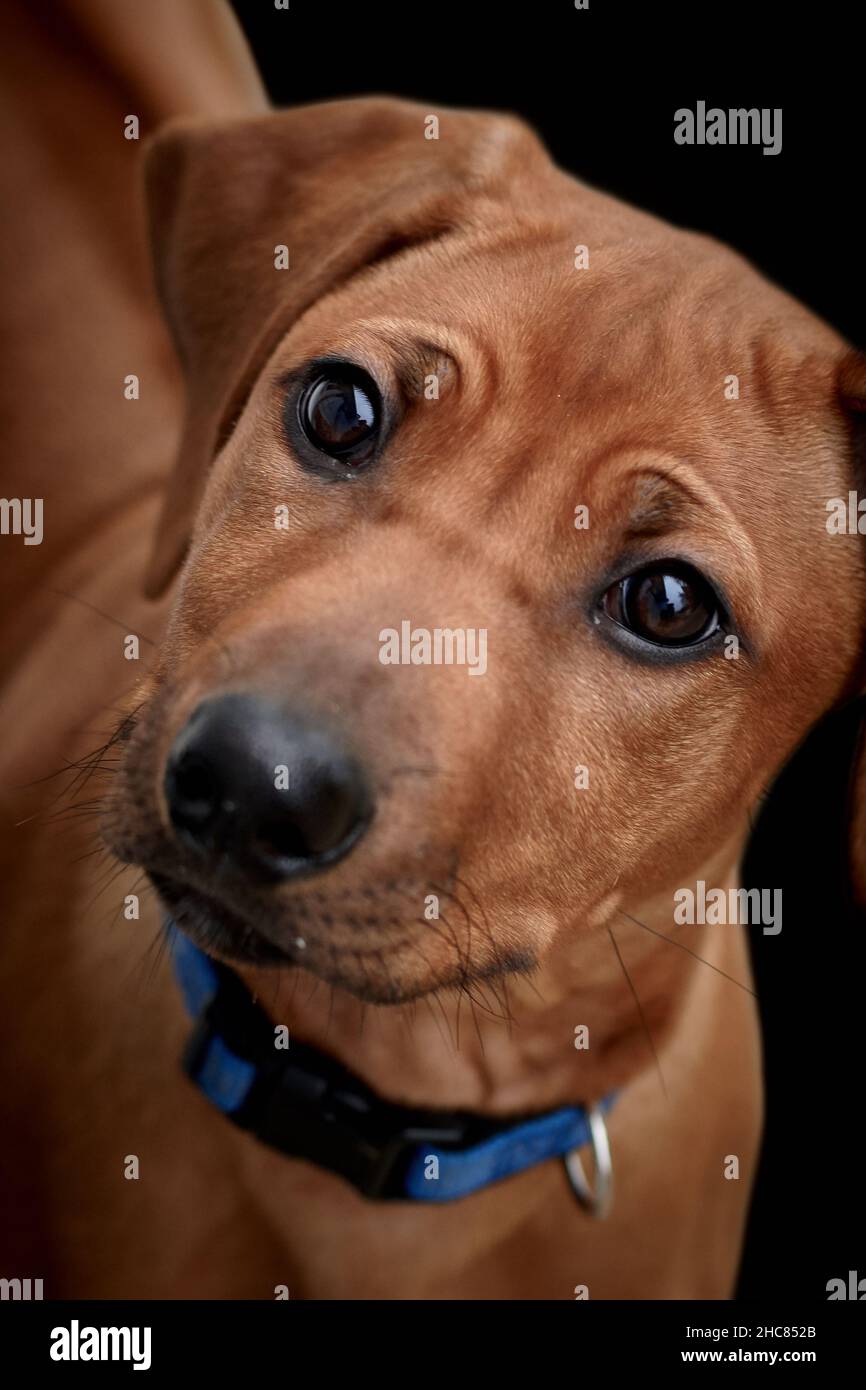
[236,844,750,1118]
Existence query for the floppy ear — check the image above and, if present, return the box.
[142,97,545,596]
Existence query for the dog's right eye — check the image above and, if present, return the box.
[295,364,382,468]
[600,561,723,649]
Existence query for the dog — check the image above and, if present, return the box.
[2,0,864,1299]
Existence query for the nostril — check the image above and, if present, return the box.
[252,817,309,864]
[168,752,220,832]
[249,770,370,869]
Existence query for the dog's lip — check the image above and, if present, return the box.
[149,871,417,969]
[150,871,298,966]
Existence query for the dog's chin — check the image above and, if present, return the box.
[149,872,534,1006]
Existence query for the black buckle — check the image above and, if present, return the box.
[181,974,473,1200]
[252,1055,468,1198]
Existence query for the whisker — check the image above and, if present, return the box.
[617,909,757,998]
[607,925,668,1099]
[420,992,450,1050]
[50,587,157,646]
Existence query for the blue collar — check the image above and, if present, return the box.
[169,925,615,1203]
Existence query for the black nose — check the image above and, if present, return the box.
[164,694,372,880]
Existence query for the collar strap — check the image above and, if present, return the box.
[169,926,615,1203]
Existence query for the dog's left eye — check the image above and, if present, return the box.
[601,561,722,647]
[296,364,381,466]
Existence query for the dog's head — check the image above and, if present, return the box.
[105,98,866,1004]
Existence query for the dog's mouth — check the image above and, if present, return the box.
[150,872,302,968]
[149,868,436,998]
[148,865,534,1006]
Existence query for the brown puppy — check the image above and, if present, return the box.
[3,2,865,1299]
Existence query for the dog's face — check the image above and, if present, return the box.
[105,99,866,1004]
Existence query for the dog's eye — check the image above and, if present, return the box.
[601,562,721,647]
[297,365,381,465]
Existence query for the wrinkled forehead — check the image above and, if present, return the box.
[282,210,845,504]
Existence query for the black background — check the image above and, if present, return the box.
[230,0,864,1300]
